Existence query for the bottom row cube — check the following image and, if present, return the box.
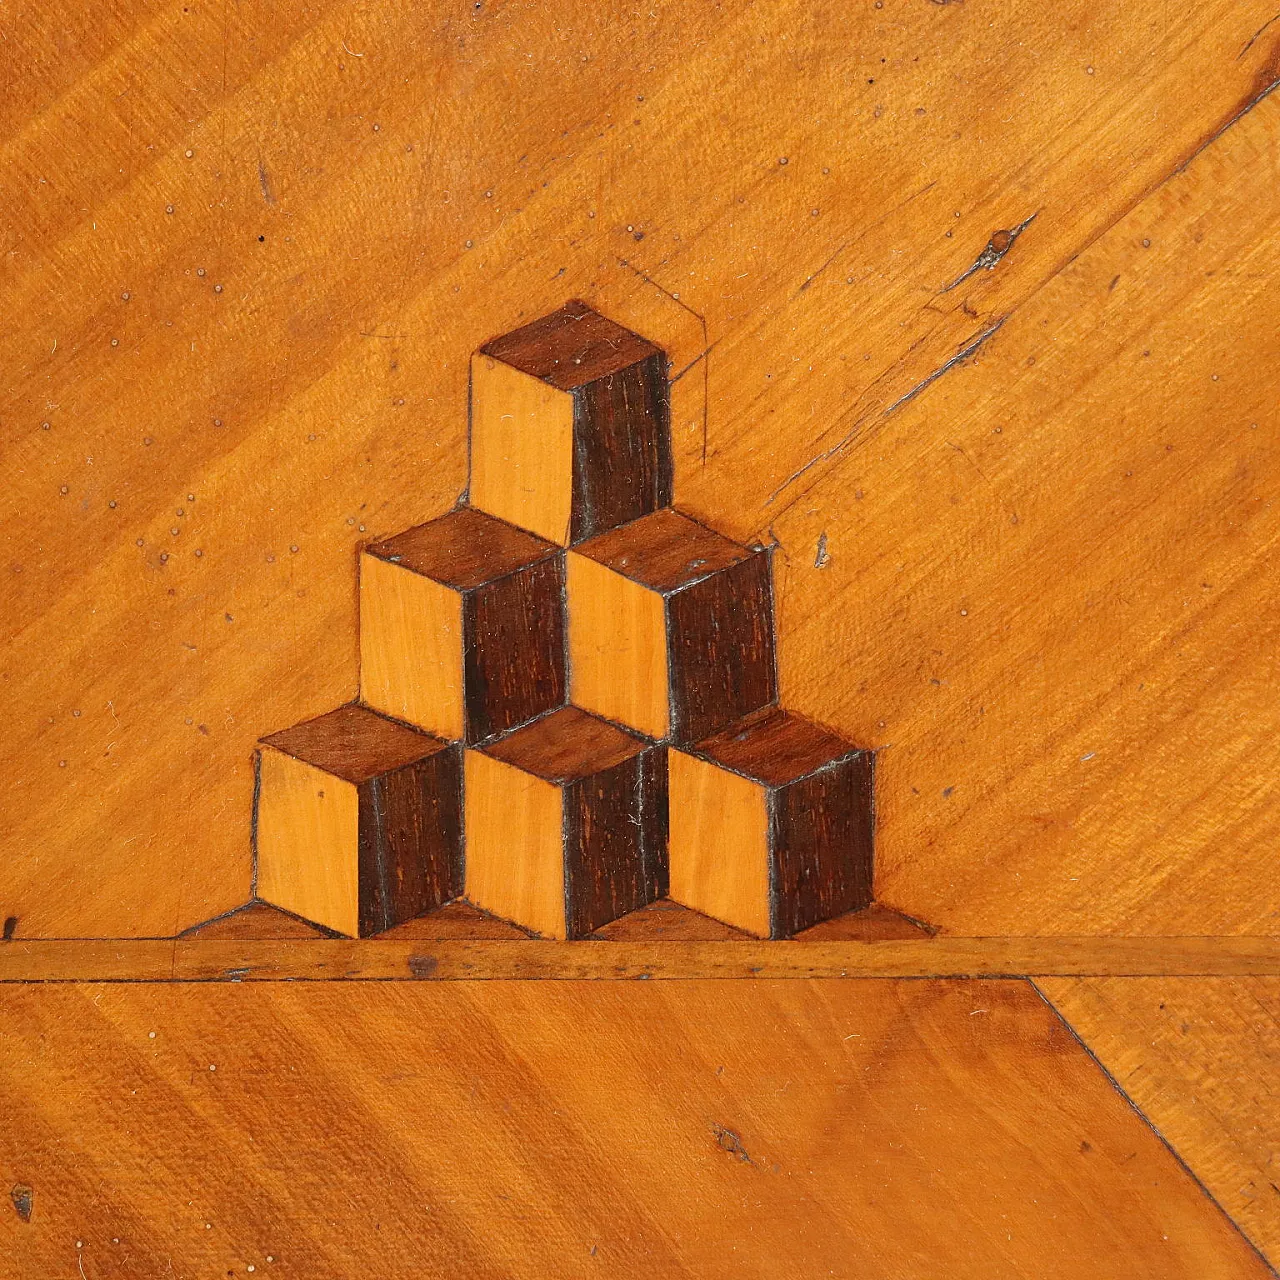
[255,703,872,940]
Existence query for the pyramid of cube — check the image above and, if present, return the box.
[254,301,875,939]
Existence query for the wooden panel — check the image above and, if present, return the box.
[1038,977,1280,1268]
[480,299,664,391]
[5,0,1280,937]
[359,551,464,739]
[563,754,664,938]
[9,935,1280,984]
[254,749,359,938]
[566,548,669,739]
[697,706,864,788]
[366,506,557,590]
[668,749,771,938]
[0,980,1270,1278]
[463,748,565,939]
[577,508,752,592]
[469,354,576,545]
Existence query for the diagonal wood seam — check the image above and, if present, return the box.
[1032,981,1280,1278]
[764,51,1280,521]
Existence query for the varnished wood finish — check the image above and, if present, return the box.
[670,709,873,938]
[7,935,1280,984]
[0,980,1271,1278]
[471,302,672,546]
[464,708,665,939]
[1039,977,1280,1267]
[569,510,777,742]
[256,704,461,937]
[7,1,1280,940]
[360,507,566,744]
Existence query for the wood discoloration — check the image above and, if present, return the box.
[9,1184,32,1224]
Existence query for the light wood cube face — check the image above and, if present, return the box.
[469,301,672,546]
[359,506,566,746]
[254,705,463,938]
[667,708,874,939]
[256,748,361,937]
[567,508,777,744]
[566,550,670,739]
[668,749,772,938]
[463,706,668,939]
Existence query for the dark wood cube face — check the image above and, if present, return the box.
[464,555,567,744]
[563,745,668,938]
[356,745,463,937]
[570,351,672,544]
[768,752,875,938]
[667,551,778,745]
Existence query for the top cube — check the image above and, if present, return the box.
[469,301,672,546]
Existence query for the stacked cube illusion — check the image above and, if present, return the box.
[254,302,874,939]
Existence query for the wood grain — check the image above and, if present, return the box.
[566,548,669,738]
[0,980,1270,1277]
[359,550,465,738]
[7,935,1280,984]
[668,749,771,938]
[3,0,1279,938]
[463,747,565,939]
[1038,977,1280,1268]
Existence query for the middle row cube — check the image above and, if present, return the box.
[359,504,777,748]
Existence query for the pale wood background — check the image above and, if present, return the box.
[3,0,1278,937]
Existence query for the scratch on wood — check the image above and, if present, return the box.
[1239,11,1280,58]
[770,317,1005,505]
[814,532,830,568]
[257,160,275,205]
[883,317,1006,416]
[617,256,711,465]
[942,214,1037,292]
